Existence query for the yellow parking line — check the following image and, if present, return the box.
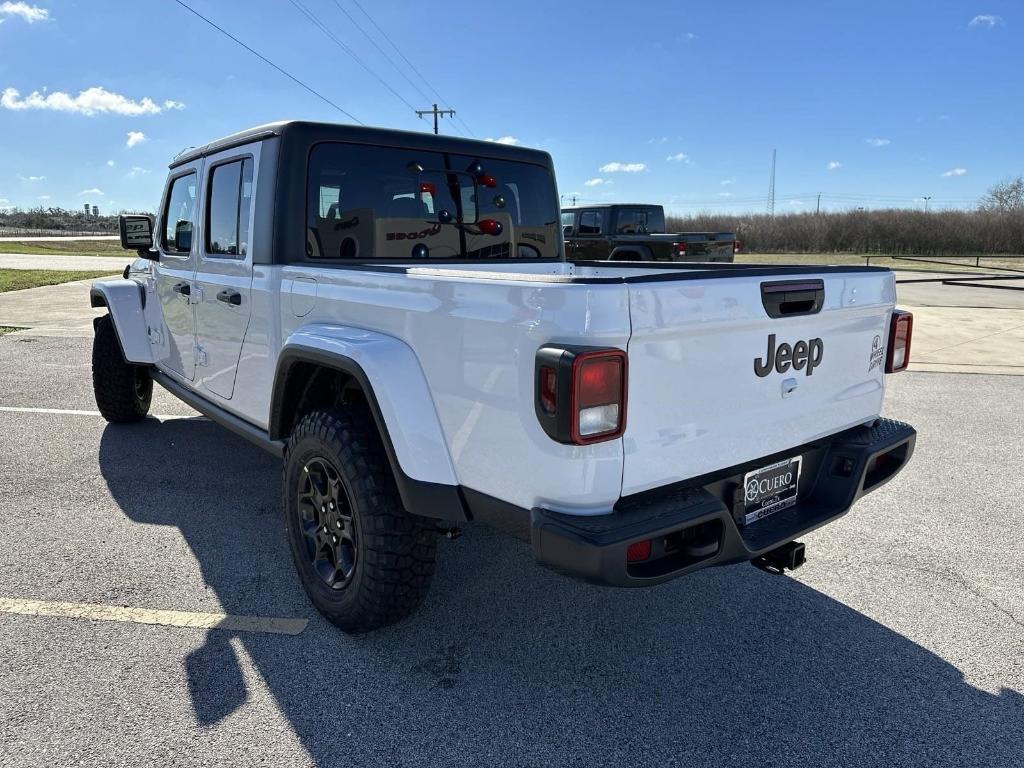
[0,597,308,636]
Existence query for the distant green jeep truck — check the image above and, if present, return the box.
[562,204,738,262]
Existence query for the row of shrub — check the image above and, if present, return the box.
[665,209,1024,256]
[0,207,124,234]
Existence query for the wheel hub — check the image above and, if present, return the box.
[297,458,357,589]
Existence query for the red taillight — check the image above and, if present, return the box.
[673,242,688,258]
[570,350,627,444]
[733,240,742,254]
[885,310,913,373]
[477,173,497,188]
[419,182,436,196]
[536,346,628,445]
[626,539,652,563]
[539,365,557,414]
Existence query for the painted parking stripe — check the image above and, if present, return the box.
[0,406,205,420]
[0,597,308,636]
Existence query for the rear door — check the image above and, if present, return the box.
[621,270,896,495]
[192,146,257,400]
[153,166,201,380]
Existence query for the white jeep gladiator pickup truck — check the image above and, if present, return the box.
[91,121,916,632]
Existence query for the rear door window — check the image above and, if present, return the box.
[206,158,254,257]
[578,210,602,235]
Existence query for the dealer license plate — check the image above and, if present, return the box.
[742,456,802,525]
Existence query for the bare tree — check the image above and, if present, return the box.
[979,176,1024,212]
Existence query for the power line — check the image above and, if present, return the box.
[287,0,419,114]
[327,1,463,137]
[348,0,475,137]
[171,0,362,124]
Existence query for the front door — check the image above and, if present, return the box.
[573,209,608,261]
[153,167,201,380]
[193,151,256,400]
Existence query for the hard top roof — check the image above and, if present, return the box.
[169,120,553,169]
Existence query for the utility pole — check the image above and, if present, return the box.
[923,196,932,213]
[767,149,776,216]
[416,103,456,135]
[816,193,821,215]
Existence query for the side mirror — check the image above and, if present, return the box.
[563,225,575,237]
[173,220,193,252]
[119,214,154,252]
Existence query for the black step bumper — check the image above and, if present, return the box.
[530,418,916,587]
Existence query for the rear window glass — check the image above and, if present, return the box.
[306,143,560,260]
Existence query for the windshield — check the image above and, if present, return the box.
[306,143,560,260]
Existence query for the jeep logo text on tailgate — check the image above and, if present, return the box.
[754,334,824,377]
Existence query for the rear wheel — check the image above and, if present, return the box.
[91,314,152,423]
[282,408,437,633]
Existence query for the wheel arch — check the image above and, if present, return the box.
[270,327,466,521]
[89,279,154,364]
[609,245,653,261]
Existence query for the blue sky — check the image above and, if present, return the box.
[0,0,1020,215]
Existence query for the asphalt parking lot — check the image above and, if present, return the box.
[1,279,1023,767]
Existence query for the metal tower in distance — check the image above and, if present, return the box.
[767,149,777,216]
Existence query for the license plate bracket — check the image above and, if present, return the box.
[742,456,802,525]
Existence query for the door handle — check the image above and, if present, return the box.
[217,289,242,306]
[172,282,191,297]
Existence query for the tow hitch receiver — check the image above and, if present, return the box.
[752,541,806,574]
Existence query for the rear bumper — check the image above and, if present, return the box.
[530,418,915,587]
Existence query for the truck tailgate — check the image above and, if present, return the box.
[622,270,896,495]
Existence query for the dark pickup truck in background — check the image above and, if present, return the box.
[562,204,738,262]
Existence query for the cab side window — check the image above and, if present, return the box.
[578,210,601,235]
[162,172,198,253]
[206,158,254,257]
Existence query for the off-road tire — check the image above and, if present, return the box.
[283,408,437,633]
[91,314,152,423]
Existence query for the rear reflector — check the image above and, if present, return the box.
[885,310,913,373]
[734,240,742,254]
[626,539,652,563]
[673,242,688,258]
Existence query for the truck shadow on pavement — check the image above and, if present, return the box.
[99,419,1024,768]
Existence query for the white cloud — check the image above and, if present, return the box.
[866,138,890,147]
[599,161,646,173]
[718,192,734,198]
[126,165,150,179]
[485,135,519,145]
[584,178,608,187]
[666,152,691,163]
[721,178,735,186]
[789,200,805,207]
[1,86,183,116]
[78,187,104,196]
[684,32,696,40]
[37,194,50,200]
[941,167,967,177]
[126,131,146,148]
[0,2,50,23]
[827,160,842,170]
[18,174,45,181]
[969,14,1001,27]
[106,160,115,167]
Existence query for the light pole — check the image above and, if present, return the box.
[923,196,932,212]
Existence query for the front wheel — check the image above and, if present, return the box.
[282,408,437,633]
[91,314,152,423]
